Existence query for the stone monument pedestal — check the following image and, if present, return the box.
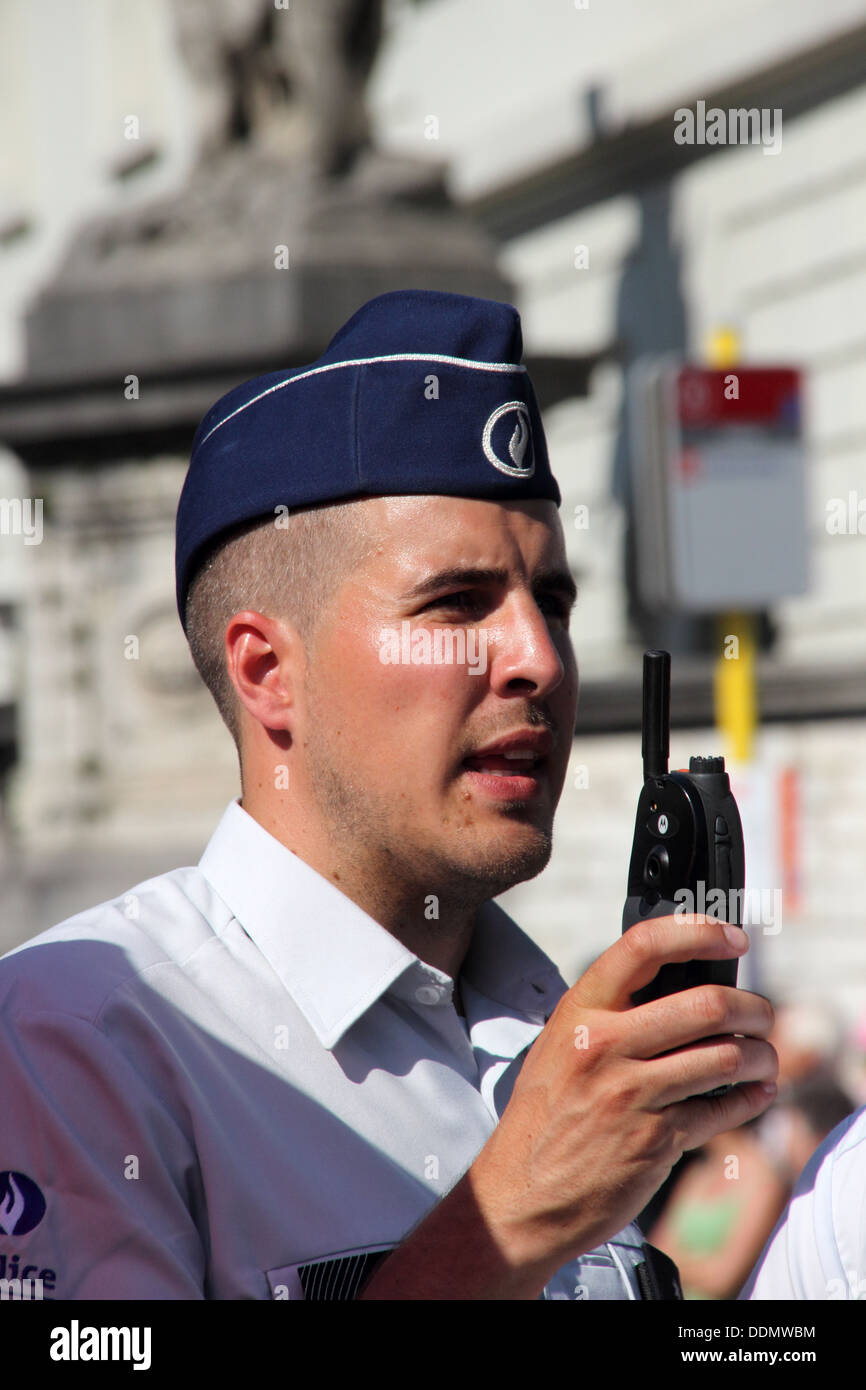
[25,150,512,381]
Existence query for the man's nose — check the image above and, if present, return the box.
[485,597,569,697]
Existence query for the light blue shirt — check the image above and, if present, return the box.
[0,797,656,1300]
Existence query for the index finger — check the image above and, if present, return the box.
[569,915,749,1012]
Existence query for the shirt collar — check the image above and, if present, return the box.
[199,798,565,1049]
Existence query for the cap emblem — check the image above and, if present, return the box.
[482,401,535,478]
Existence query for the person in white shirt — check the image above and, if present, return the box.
[741,1105,866,1300]
[0,289,777,1300]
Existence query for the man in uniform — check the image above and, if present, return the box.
[0,289,777,1300]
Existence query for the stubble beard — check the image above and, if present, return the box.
[303,713,555,913]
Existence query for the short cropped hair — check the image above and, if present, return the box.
[184,500,374,756]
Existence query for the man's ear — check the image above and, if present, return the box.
[224,609,303,736]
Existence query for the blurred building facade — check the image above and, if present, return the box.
[0,0,864,1031]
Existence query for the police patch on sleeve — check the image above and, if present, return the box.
[0,1171,47,1236]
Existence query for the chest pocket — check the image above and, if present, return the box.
[267,1245,395,1300]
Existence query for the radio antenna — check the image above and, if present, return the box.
[642,649,670,782]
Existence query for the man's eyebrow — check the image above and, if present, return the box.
[401,565,578,605]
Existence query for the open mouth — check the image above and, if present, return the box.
[462,751,542,776]
[460,750,547,797]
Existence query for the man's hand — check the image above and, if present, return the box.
[359,916,776,1299]
[468,916,776,1286]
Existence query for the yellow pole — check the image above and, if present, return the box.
[705,326,758,765]
[714,612,757,763]
[706,326,740,371]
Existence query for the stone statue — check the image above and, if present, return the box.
[54,0,448,285]
[171,0,383,178]
[25,0,505,378]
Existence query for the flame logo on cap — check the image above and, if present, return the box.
[482,402,535,478]
[509,415,528,469]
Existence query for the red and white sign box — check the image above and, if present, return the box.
[629,359,809,612]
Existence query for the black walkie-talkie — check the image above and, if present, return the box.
[622,651,746,1025]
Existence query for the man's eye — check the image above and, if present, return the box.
[541,596,574,621]
[424,591,483,613]
[422,591,572,620]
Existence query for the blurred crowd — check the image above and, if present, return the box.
[637,999,866,1298]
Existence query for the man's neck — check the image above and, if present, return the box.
[238,794,478,982]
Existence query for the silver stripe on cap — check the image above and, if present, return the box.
[198,352,528,449]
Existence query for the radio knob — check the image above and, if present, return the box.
[689,756,725,774]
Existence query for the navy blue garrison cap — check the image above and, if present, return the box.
[175,288,561,629]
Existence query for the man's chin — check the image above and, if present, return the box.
[440,826,554,899]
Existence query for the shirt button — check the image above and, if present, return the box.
[415,984,444,1005]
